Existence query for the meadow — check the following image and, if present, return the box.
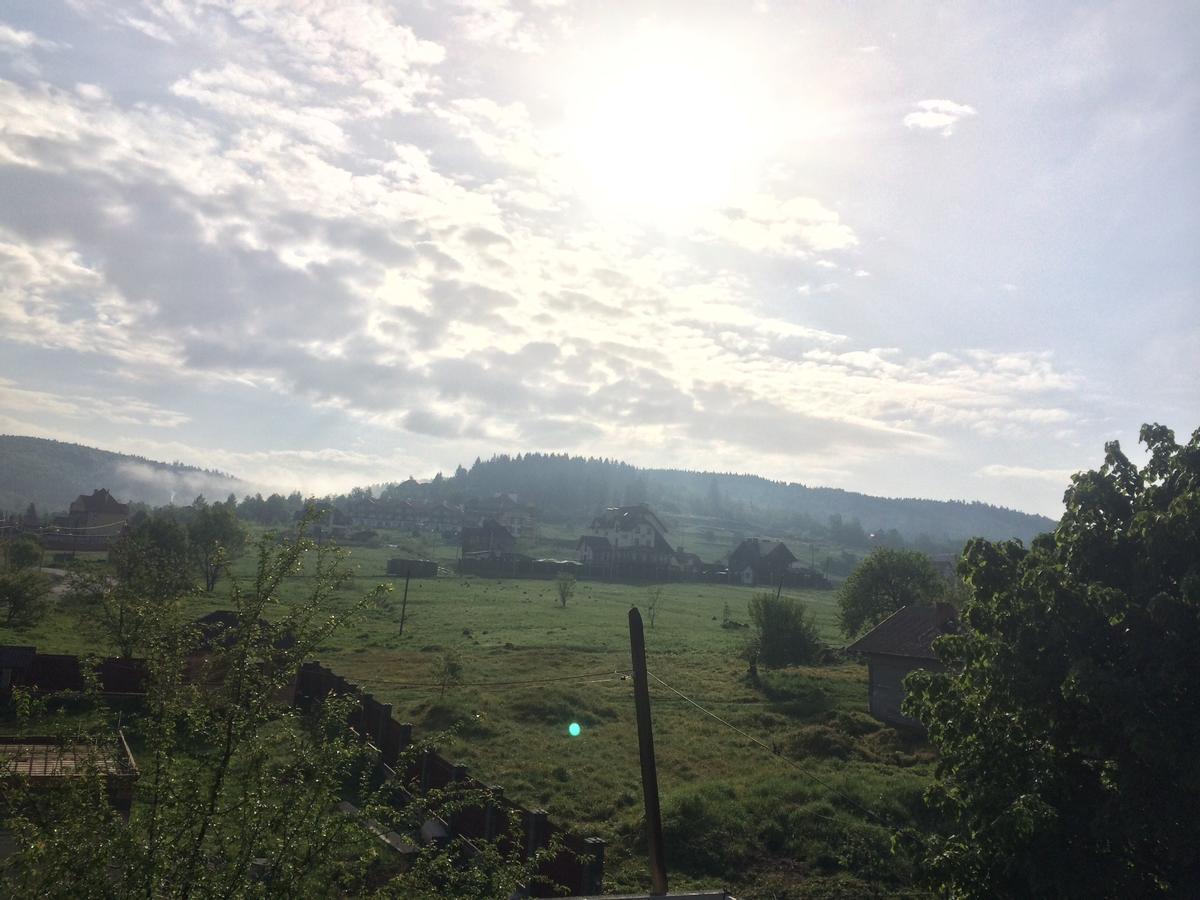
[3,538,934,898]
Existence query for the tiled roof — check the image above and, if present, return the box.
[846,603,958,660]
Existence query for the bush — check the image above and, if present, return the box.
[659,783,752,874]
[748,593,823,667]
[0,569,51,626]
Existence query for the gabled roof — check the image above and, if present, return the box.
[461,519,514,541]
[728,538,796,570]
[846,603,958,661]
[69,488,128,515]
[590,504,668,534]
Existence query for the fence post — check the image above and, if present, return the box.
[484,786,505,841]
[525,809,549,857]
[582,837,607,894]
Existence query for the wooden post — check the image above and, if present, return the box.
[399,569,411,636]
[628,606,667,895]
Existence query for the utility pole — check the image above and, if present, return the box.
[628,606,668,895]
[399,569,411,636]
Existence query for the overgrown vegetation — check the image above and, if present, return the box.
[1,513,568,898]
[747,591,824,668]
[907,424,1200,898]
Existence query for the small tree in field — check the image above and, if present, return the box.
[646,584,664,628]
[436,648,463,698]
[555,571,576,607]
[747,592,822,667]
[188,500,247,591]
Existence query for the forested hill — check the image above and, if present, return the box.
[434,453,1058,544]
[0,435,244,515]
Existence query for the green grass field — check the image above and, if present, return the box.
[3,542,933,898]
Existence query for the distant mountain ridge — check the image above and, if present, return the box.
[0,435,246,514]
[0,436,1057,546]
[442,453,1058,545]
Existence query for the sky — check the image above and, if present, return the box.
[0,1,1196,517]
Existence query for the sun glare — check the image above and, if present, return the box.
[564,26,775,225]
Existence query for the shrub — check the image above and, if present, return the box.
[659,783,752,874]
[747,592,823,667]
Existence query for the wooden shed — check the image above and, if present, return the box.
[846,602,958,729]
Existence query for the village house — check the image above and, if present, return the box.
[54,488,129,535]
[465,493,538,541]
[578,504,676,579]
[460,519,516,557]
[726,538,798,586]
[846,602,958,729]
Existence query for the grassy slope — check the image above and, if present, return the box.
[3,540,933,898]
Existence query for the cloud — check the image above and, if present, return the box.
[977,464,1078,484]
[903,99,978,136]
[0,379,189,428]
[701,195,858,255]
[0,22,44,50]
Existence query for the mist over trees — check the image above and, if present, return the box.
[2,437,1055,548]
[374,452,1055,545]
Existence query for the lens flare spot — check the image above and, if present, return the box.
[568,722,582,737]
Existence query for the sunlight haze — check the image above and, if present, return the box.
[0,1,1196,516]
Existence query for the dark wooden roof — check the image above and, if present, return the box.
[69,488,128,514]
[590,504,668,534]
[193,611,297,651]
[728,538,797,571]
[846,603,958,660]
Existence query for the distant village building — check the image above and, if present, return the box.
[578,504,676,580]
[846,602,958,729]
[465,493,538,541]
[727,538,798,586]
[460,519,516,557]
[46,488,129,549]
[346,498,465,535]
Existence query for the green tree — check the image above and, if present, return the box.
[0,568,51,626]
[3,510,561,898]
[5,534,43,571]
[555,571,576,608]
[905,424,1200,898]
[67,514,195,657]
[747,592,822,668]
[836,547,944,638]
[188,501,248,591]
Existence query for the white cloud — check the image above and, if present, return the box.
[903,99,978,136]
[977,463,1078,484]
[701,194,858,255]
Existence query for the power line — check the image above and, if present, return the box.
[364,669,631,689]
[645,669,891,828]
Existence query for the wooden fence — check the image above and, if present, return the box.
[295,662,605,896]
